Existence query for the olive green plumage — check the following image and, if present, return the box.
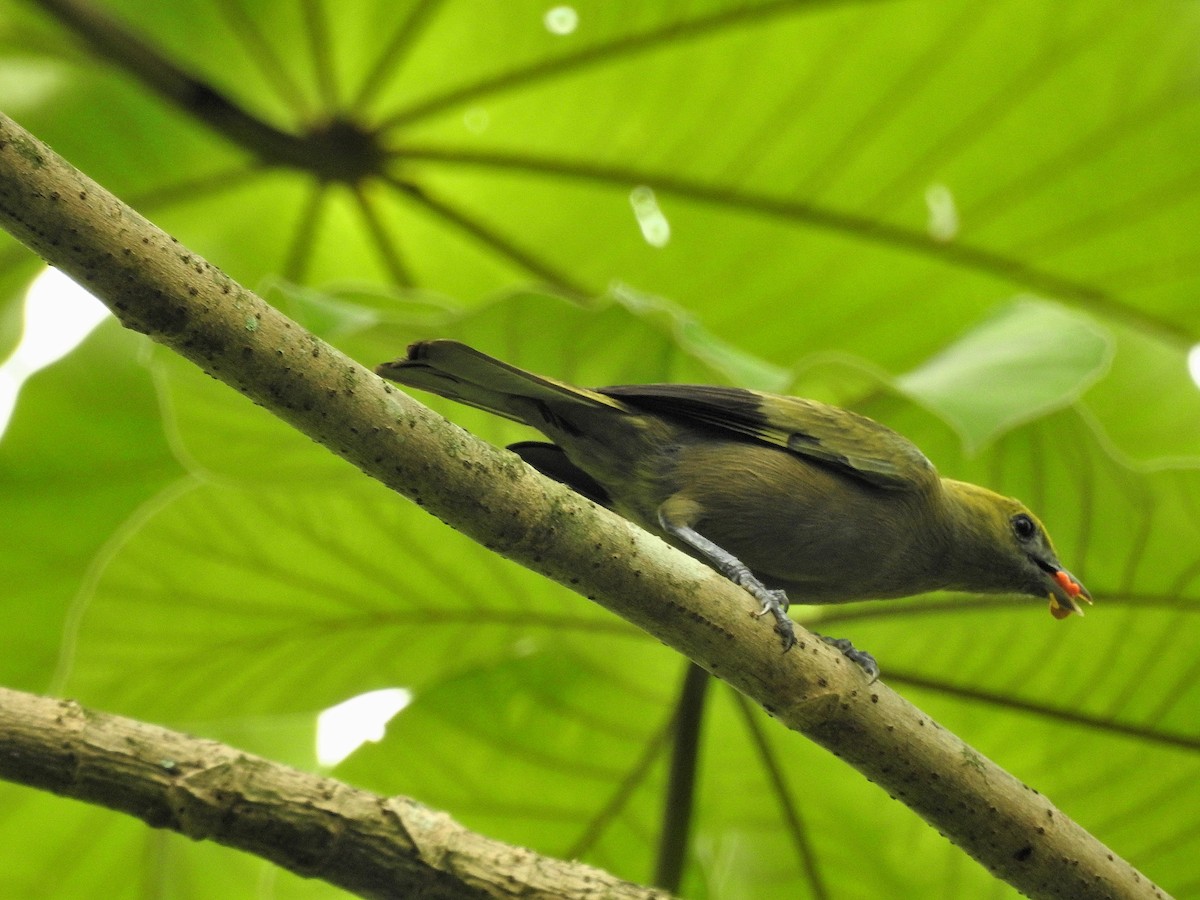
[376,340,1090,668]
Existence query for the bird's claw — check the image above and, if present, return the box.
[819,635,880,683]
[746,588,870,668]
[775,618,797,652]
[750,588,795,651]
[751,588,790,617]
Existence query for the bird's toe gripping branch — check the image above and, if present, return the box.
[749,587,797,650]
[656,514,879,677]
[659,516,798,651]
[817,636,880,683]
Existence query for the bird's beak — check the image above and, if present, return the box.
[1045,565,1092,619]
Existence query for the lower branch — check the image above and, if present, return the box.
[0,686,669,900]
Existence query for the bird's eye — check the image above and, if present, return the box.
[1012,514,1036,541]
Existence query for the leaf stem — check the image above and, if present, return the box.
[655,663,710,892]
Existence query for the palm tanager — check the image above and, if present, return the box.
[376,340,1091,678]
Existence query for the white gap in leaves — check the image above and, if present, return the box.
[925,182,959,242]
[1188,345,1200,390]
[630,186,671,247]
[316,687,413,767]
[544,5,579,35]
[0,266,111,440]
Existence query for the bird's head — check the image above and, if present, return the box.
[941,480,1092,617]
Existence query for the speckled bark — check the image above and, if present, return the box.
[0,112,1168,900]
[0,687,669,899]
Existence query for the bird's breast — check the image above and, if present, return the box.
[667,440,946,603]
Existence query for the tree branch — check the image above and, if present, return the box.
[0,686,669,900]
[0,111,1169,900]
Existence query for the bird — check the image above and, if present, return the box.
[376,340,1091,679]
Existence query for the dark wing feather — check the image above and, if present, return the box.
[508,441,613,506]
[599,384,935,491]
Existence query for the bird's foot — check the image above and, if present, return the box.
[818,635,880,683]
[748,587,795,651]
[652,516,797,651]
[751,587,790,615]
[750,587,790,618]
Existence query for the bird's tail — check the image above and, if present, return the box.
[375,340,622,425]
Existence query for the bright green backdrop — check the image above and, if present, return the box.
[1,1,1198,897]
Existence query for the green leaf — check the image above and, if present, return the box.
[0,320,179,691]
[62,471,643,722]
[0,244,37,362]
[336,651,681,884]
[1079,321,1200,466]
[896,298,1113,451]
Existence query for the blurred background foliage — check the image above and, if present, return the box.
[1,1,1199,897]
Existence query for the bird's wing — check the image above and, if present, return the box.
[599,384,935,491]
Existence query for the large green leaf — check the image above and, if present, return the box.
[2,1,1198,898]
[896,299,1113,451]
[0,320,179,690]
